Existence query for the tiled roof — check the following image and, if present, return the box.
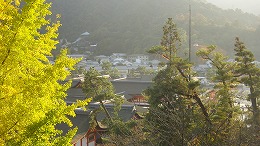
[65,79,152,102]
[111,80,152,100]
[57,104,137,135]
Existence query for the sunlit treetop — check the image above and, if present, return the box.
[0,0,90,145]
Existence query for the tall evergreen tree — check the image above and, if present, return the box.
[82,67,124,123]
[197,46,241,145]
[145,18,211,145]
[145,65,200,145]
[234,37,260,120]
[148,18,181,62]
[233,37,260,144]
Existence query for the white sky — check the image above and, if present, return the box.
[206,0,260,15]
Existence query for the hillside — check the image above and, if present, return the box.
[51,0,260,59]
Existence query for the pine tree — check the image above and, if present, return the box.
[145,18,211,145]
[234,37,260,120]
[145,66,198,145]
[233,37,260,144]
[0,0,90,145]
[148,18,181,63]
[197,45,242,145]
[82,67,124,122]
[100,61,120,79]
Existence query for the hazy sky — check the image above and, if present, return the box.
[206,0,260,15]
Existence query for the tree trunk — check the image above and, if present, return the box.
[99,100,113,122]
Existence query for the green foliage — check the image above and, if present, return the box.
[82,64,148,146]
[148,18,182,62]
[0,0,90,145]
[108,119,136,136]
[197,46,237,86]
[197,45,242,144]
[234,37,260,114]
[161,18,182,58]
[75,66,85,75]
[145,18,252,145]
[145,67,197,145]
[135,66,155,76]
[106,119,150,145]
[145,18,208,145]
[82,67,115,101]
[82,67,124,125]
[144,55,215,145]
[127,66,155,78]
[233,37,260,141]
[100,61,120,79]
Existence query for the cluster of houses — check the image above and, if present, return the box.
[58,31,161,78]
[67,53,161,78]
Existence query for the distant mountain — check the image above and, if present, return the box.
[206,0,260,15]
[50,0,260,59]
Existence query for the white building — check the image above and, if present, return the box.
[127,54,149,63]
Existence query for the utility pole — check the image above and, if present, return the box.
[189,0,191,62]
[188,0,192,81]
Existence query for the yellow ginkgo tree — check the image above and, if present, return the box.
[0,0,90,145]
